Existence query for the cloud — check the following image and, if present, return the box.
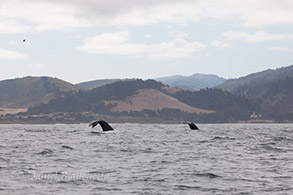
[0,49,27,60]
[212,31,293,49]
[65,0,293,27]
[198,0,293,27]
[168,31,189,39]
[144,34,152,39]
[267,46,291,52]
[77,31,205,60]
[0,19,31,34]
[222,31,293,42]
[63,0,202,25]
[29,63,44,69]
[1,0,293,33]
[210,40,232,49]
[0,1,89,32]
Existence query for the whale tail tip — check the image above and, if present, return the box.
[188,122,199,130]
[89,120,114,131]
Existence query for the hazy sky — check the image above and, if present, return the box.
[1,0,293,83]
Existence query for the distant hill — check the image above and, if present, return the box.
[0,76,79,108]
[2,64,292,122]
[104,88,214,114]
[27,79,258,122]
[75,78,139,90]
[218,65,293,94]
[165,88,260,122]
[156,73,226,91]
[29,79,210,114]
[76,79,121,90]
[217,65,293,120]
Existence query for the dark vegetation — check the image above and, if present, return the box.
[75,79,122,90]
[0,76,79,108]
[28,79,164,113]
[1,65,293,123]
[27,79,259,123]
[217,65,293,121]
[156,73,226,91]
[165,88,260,122]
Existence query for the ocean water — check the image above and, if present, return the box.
[0,123,293,195]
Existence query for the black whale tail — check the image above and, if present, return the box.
[187,122,199,130]
[181,121,199,130]
[89,120,114,131]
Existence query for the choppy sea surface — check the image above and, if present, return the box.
[1,123,293,195]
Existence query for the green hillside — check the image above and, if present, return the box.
[1,64,292,123]
[0,76,79,108]
[75,79,121,90]
[156,73,226,91]
[217,65,293,121]
[28,79,165,113]
[165,88,260,122]
[27,79,258,123]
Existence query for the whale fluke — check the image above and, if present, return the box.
[181,121,199,130]
[187,122,199,130]
[89,120,114,131]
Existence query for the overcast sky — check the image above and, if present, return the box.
[1,0,293,83]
